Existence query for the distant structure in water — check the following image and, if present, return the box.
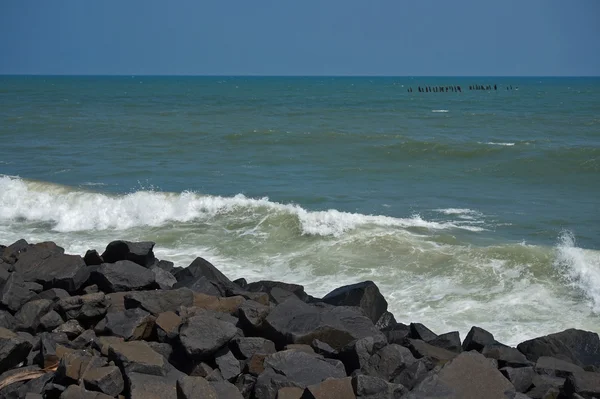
[410,82,508,94]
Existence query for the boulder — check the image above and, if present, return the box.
[406,339,458,367]
[235,374,256,399]
[0,310,16,330]
[285,344,315,355]
[1,239,29,264]
[0,272,37,312]
[392,358,429,390]
[127,371,177,399]
[564,371,600,399]
[405,351,516,399]
[53,319,85,339]
[462,326,496,352]
[82,365,125,397]
[215,347,242,381]
[14,299,54,332]
[409,323,438,342]
[59,384,114,399]
[303,377,356,399]
[0,327,33,373]
[57,350,107,383]
[97,308,155,341]
[264,297,385,350]
[517,328,600,367]
[176,375,218,399]
[106,292,126,313]
[70,329,97,350]
[238,300,270,333]
[428,331,462,354]
[351,374,407,398]
[83,249,103,266]
[151,266,177,289]
[210,380,244,399]
[535,356,585,378]
[93,335,124,356]
[40,310,65,332]
[482,344,531,368]
[192,292,245,314]
[247,353,269,376]
[89,261,158,293]
[124,288,194,315]
[38,288,70,302]
[312,339,339,358]
[152,259,175,273]
[500,367,535,393]
[179,314,238,359]
[263,350,346,387]
[382,323,410,346]
[374,311,397,330]
[100,240,156,267]
[37,332,70,368]
[363,344,417,381]
[173,257,240,297]
[245,280,309,303]
[107,340,168,376]
[57,292,109,321]
[155,311,182,342]
[321,281,388,324]
[526,374,565,399]
[230,337,276,360]
[339,335,388,374]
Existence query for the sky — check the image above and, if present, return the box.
[1,0,599,76]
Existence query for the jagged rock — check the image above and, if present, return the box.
[13,246,88,293]
[535,356,585,377]
[0,266,8,284]
[285,344,315,354]
[16,372,54,398]
[53,319,85,339]
[501,367,535,393]
[245,280,309,303]
[210,380,244,398]
[363,344,417,381]
[147,342,173,361]
[97,308,155,341]
[174,257,240,297]
[84,249,104,266]
[392,358,429,390]
[255,370,299,399]
[155,311,182,342]
[83,284,99,294]
[40,310,65,331]
[152,266,177,289]
[278,386,305,399]
[0,310,16,330]
[235,374,256,399]
[321,281,388,324]
[14,299,54,332]
[57,292,109,321]
[382,323,410,346]
[410,323,438,341]
[89,261,158,293]
[0,365,39,398]
[406,339,458,367]
[193,292,245,314]
[0,327,33,373]
[302,377,356,399]
[83,365,125,397]
[247,353,268,376]
[564,371,600,398]
[179,314,238,359]
[0,272,37,312]
[206,368,224,382]
[71,329,97,350]
[108,340,167,376]
[482,344,531,368]
[312,339,338,357]
[405,351,515,399]
[25,281,44,293]
[57,350,107,383]
[238,300,270,333]
[188,362,214,378]
[351,374,407,398]
[178,306,239,326]
[93,335,124,356]
[230,337,276,360]
[375,311,396,330]
[214,347,241,381]
[1,239,29,264]
[36,332,70,367]
[428,331,462,353]
[101,240,156,267]
[339,335,388,375]
[127,371,177,399]
[264,297,385,350]
[152,259,175,273]
[517,328,600,367]
[526,374,564,399]
[264,350,346,387]
[38,288,70,302]
[60,384,114,399]
[462,326,496,352]
[124,288,194,315]
[176,375,218,398]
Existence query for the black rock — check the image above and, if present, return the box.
[363,344,417,381]
[124,288,194,315]
[462,326,496,352]
[52,319,85,339]
[233,278,248,289]
[427,331,462,353]
[215,347,242,381]
[517,328,600,367]
[89,261,158,293]
[24,281,44,293]
[352,374,407,398]
[82,284,99,294]
[71,329,98,350]
[482,344,531,368]
[311,339,339,358]
[155,311,182,342]
[564,371,600,398]
[375,311,397,330]
[526,374,565,399]
[230,337,276,360]
[0,310,16,330]
[0,266,9,285]
[409,323,438,342]
[127,371,178,399]
[176,375,218,398]
[38,288,70,302]
[107,340,167,376]
[500,366,535,393]
[210,380,244,399]
[83,365,125,397]
[339,334,388,375]
[147,342,173,361]
[321,281,388,325]
[236,375,256,399]
[152,259,175,273]
[382,323,410,346]
[16,372,54,398]
[36,332,70,368]
[151,266,177,290]
[245,280,309,303]
[83,249,104,266]
[238,300,270,334]
[392,358,429,390]
[179,314,238,359]
[174,257,240,297]
[98,308,155,341]
[40,310,64,332]
[535,355,585,378]
[1,239,29,265]
[0,327,33,373]
[0,272,37,312]
[254,370,298,399]
[101,240,156,267]
[264,297,385,351]
[14,299,54,333]
[57,292,108,321]
[406,339,458,367]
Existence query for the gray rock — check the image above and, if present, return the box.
[52,319,85,339]
[57,292,109,321]
[83,365,125,396]
[392,359,429,390]
[107,340,167,376]
[363,344,417,381]
[230,337,276,360]
[382,323,410,346]
[235,374,257,399]
[174,257,240,297]
[322,281,388,324]
[410,323,438,341]
[151,266,177,289]
[128,371,177,399]
[339,335,388,374]
[59,384,114,399]
[38,288,70,302]
[83,284,99,294]
[89,261,158,292]
[177,375,218,399]
[406,339,458,367]
[351,374,407,398]
[526,374,564,399]
[124,288,194,315]
[535,356,585,378]
[312,339,339,357]
[179,314,238,359]
[0,327,32,372]
[147,342,173,361]
[1,239,29,265]
[564,371,600,398]
[14,299,54,333]
[71,329,97,350]
[83,249,103,266]
[482,344,531,368]
[0,272,37,312]
[245,280,309,303]
[303,377,357,399]
[264,349,346,387]
[500,367,535,393]
[238,300,270,333]
[57,350,107,383]
[462,326,496,352]
[24,281,44,293]
[428,331,462,354]
[101,240,156,267]
[210,380,244,399]
[99,308,155,341]
[215,347,242,381]
[40,310,64,332]
[374,311,397,331]
[155,311,182,342]
[0,310,16,330]
[517,328,600,367]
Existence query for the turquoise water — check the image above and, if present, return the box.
[1,76,599,345]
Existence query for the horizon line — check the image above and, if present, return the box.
[1,73,599,78]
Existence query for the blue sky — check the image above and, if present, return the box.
[1,0,599,76]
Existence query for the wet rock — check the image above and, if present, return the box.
[517,328,600,367]
[127,371,177,399]
[564,371,600,398]
[264,350,346,387]
[14,299,54,332]
[174,257,240,297]
[152,266,177,289]
[500,366,535,393]
[462,326,496,352]
[108,340,167,376]
[526,374,564,399]
[392,358,429,390]
[382,323,410,346]
[238,300,270,333]
[235,374,257,399]
[89,261,158,293]
[312,339,338,357]
[374,311,396,330]
[321,281,388,325]
[83,365,125,397]
[176,375,218,399]
[99,308,155,341]
[155,311,182,342]
[179,314,238,359]
[351,374,407,398]
[1,239,29,265]
[230,337,276,360]
[40,310,65,332]
[101,240,156,267]
[482,344,531,368]
[428,331,462,353]
[339,335,388,375]
[0,272,37,312]
[210,380,244,399]
[363,344,417,381]
[215,347,241,381]
[60,384,114,399]
[406,339,458,367]
[264,297,385,351]
[406,351,515,399]
[245,280,309,303]
[57,292,109,321]
[410,323,438,341]
[0,327,33,373]
[53,319,85,339]
[124,288,194,315]
[38,288,70,302]
[535,356,585,378]
[84,249,103,266]
[0,310,16,330]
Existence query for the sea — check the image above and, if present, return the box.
[1,76,599,346]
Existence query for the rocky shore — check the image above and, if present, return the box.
[0,239,599,399]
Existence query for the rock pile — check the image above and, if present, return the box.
[0,239,599,398]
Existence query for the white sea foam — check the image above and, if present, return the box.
[482,142,515,146]
[432,109,449,113]
[0,176,486,236]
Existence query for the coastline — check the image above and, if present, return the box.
[0,239,598,398]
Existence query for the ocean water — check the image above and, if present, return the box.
[1,76,599,345]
